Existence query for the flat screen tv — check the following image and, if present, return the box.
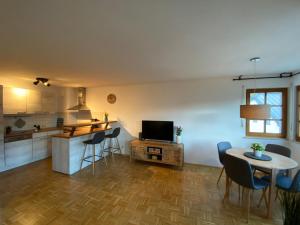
[142,120,174,142]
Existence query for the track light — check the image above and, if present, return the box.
[33,77,51,87]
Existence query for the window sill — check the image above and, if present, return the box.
[288,140,300,145]
[243,136,287,141]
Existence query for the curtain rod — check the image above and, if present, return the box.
[232,72,300,81]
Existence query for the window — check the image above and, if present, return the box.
[296,86,300,141]
[246,88,287,138]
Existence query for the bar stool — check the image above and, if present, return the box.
[80,131,107,174]
[104,127,121,158]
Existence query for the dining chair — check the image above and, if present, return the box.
[217,141,232,185]
[223,154,270,222]
[259,169,300,206]
[276,169,300,196]
[255,144,291,176]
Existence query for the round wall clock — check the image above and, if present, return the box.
[107,93,117,104]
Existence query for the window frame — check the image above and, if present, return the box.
[296,86,300,141]
[245,88,288,138]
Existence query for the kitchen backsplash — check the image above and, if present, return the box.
[3,112,78,132]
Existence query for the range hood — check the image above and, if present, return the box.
[68,87,90,111]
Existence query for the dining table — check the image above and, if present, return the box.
[226,148,298,218]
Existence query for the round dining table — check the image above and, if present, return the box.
[226,148,298,218]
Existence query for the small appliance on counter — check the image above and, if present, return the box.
[56,118,64,128]
[5,126,12,135]
[33,125,41,132]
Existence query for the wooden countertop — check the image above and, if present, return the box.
[4,127,62,143]
[52,127,112,139]
[62,120,117,137]
[5,127,62,138]
[64,121,117,128]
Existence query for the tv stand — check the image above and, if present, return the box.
[130,139,184,168]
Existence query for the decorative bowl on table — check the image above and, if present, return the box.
[250,143,265,158]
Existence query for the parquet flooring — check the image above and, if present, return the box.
[0,155,282,225]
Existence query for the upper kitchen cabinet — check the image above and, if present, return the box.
[42,92,57,113]
[27,89,42,113]
[3,87,27,114]
[3,87,59,115]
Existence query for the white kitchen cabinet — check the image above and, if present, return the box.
[32,130,62,161]
[3,87,27,114]
[3,87,60,114]
[5,139,33,168]
[42,92,57,113]
[33,132,49,161]
[47,130,62,155]
[33,136,49,161]
[27,89,42,113]
[0,141,4,169]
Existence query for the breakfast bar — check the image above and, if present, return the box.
[52,121,117,175]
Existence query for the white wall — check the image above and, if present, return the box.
[87,77,296,167]
[288,75,300,167]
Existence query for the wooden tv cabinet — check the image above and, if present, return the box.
[130,139,184,168]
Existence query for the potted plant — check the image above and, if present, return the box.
[104,112,109,122]
[176,126,183,144]
[250,143,264,158]
[279,191,300,225]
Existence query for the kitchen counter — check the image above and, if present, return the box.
[52,127,112,139]
[1,128,62,172]
[4,127,62,143]
[62,121,117,137]
[52,122,118,175]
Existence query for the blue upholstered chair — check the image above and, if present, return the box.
[217,142,232,185]
[223,154,270,221]
[258,144,292,201]
[276,169,300,193]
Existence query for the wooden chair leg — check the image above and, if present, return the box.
[238,185,241,204]
[263,188,269,209]
[257,188,266,208]
[223,175,230,203]
[242,187,245,202]
[217,167,224,185]
[275,188,279,201]
[247,188,251,223]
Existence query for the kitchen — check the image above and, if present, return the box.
[0,84,112,173]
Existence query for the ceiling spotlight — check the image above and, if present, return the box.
[33,77,51,87]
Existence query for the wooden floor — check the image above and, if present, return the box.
[0,155,282,225]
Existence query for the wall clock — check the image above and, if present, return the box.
[107,93,117,104]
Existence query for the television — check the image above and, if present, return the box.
[142,120,174,142]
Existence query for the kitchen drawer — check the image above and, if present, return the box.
[5,139,33,167]
[33,131,48,138]
[47,130,62,136]
[33,136,49,161]
[47,130,62,155]
[0,141,4,169]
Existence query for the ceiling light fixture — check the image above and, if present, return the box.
[33,77,51,87]
[240,57,271,119]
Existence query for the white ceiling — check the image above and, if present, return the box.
[0,0,299,87]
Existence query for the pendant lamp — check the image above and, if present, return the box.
[240,57,271,119]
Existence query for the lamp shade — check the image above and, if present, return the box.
[240,105,271,120]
